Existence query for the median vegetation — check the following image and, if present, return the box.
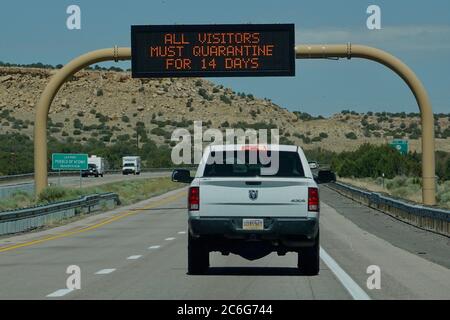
[306,144,450,181]
[0,177,183,211]
[305,144,450,208]
[339,176,450,209]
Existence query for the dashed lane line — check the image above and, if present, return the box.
[46,288,74,298]
[95,268,116,275]
[127,255,142,260]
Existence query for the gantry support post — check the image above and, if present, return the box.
[295,44,435,205]
[34,47,131,195]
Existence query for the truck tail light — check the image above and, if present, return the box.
[308,187,319,212]
[188,187,199,211]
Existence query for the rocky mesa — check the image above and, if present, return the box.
[0,66,449,153]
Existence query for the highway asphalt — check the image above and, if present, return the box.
[0,186,448,300]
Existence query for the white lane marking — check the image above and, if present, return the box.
[127,255,142,260]
[148,245,161,249]
[95,268,116,275]
[165,237,176,241]
[178,231,186,234]
[46,288,74,298]
[320,247,371,300]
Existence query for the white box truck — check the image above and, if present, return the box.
[82,155,105,177]
[122,156,141,175]
[89,155,105,177]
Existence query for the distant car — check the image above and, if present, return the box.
[308,161,319,170]
[82,164,99,177]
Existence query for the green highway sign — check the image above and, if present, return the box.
[52,153,88,171]
[389,139,409,156]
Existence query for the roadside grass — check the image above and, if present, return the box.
[338,176,450,209]
[0,177,184,211]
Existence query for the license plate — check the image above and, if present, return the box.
[242,219,264,231]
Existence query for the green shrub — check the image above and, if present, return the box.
[331,144,421,179]
[101,135,111,142]
[151,127,171,139]
[117,134,131,141]
[345,132,357,140]
[38,186,67,203]
[198,88,213,101]
[73,119,83,129]
[220,95,232,105]
[302,136,311,144]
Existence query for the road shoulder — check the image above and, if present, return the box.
[321,185,450,269]
[320,200,450,299]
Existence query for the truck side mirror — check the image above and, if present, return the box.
[172,169,193,183]
[316,170,336,184]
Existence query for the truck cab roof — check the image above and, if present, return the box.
[207,144,300,152]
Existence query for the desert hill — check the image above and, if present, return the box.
[0,66,449,153]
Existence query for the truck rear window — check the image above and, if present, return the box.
[203,151,305,177]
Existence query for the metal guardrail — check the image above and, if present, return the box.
[328,181,450,236]
[0,193,120,236]
[0,167,195,183]
[0,173,34,182]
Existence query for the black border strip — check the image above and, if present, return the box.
[131,23,295,78]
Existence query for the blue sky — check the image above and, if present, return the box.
[0,0,449,116]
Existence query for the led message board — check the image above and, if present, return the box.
[131,24,295,78]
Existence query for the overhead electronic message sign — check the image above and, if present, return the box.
[131,24,295,78]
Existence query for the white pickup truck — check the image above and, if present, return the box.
[172,144,333,275]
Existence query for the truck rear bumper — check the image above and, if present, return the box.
[189,216,319,240]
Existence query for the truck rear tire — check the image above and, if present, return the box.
[298,232,320,276]
[188,233,209,275]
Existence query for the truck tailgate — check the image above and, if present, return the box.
[199,178,312,218]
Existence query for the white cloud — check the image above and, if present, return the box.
[296,25,450,52]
